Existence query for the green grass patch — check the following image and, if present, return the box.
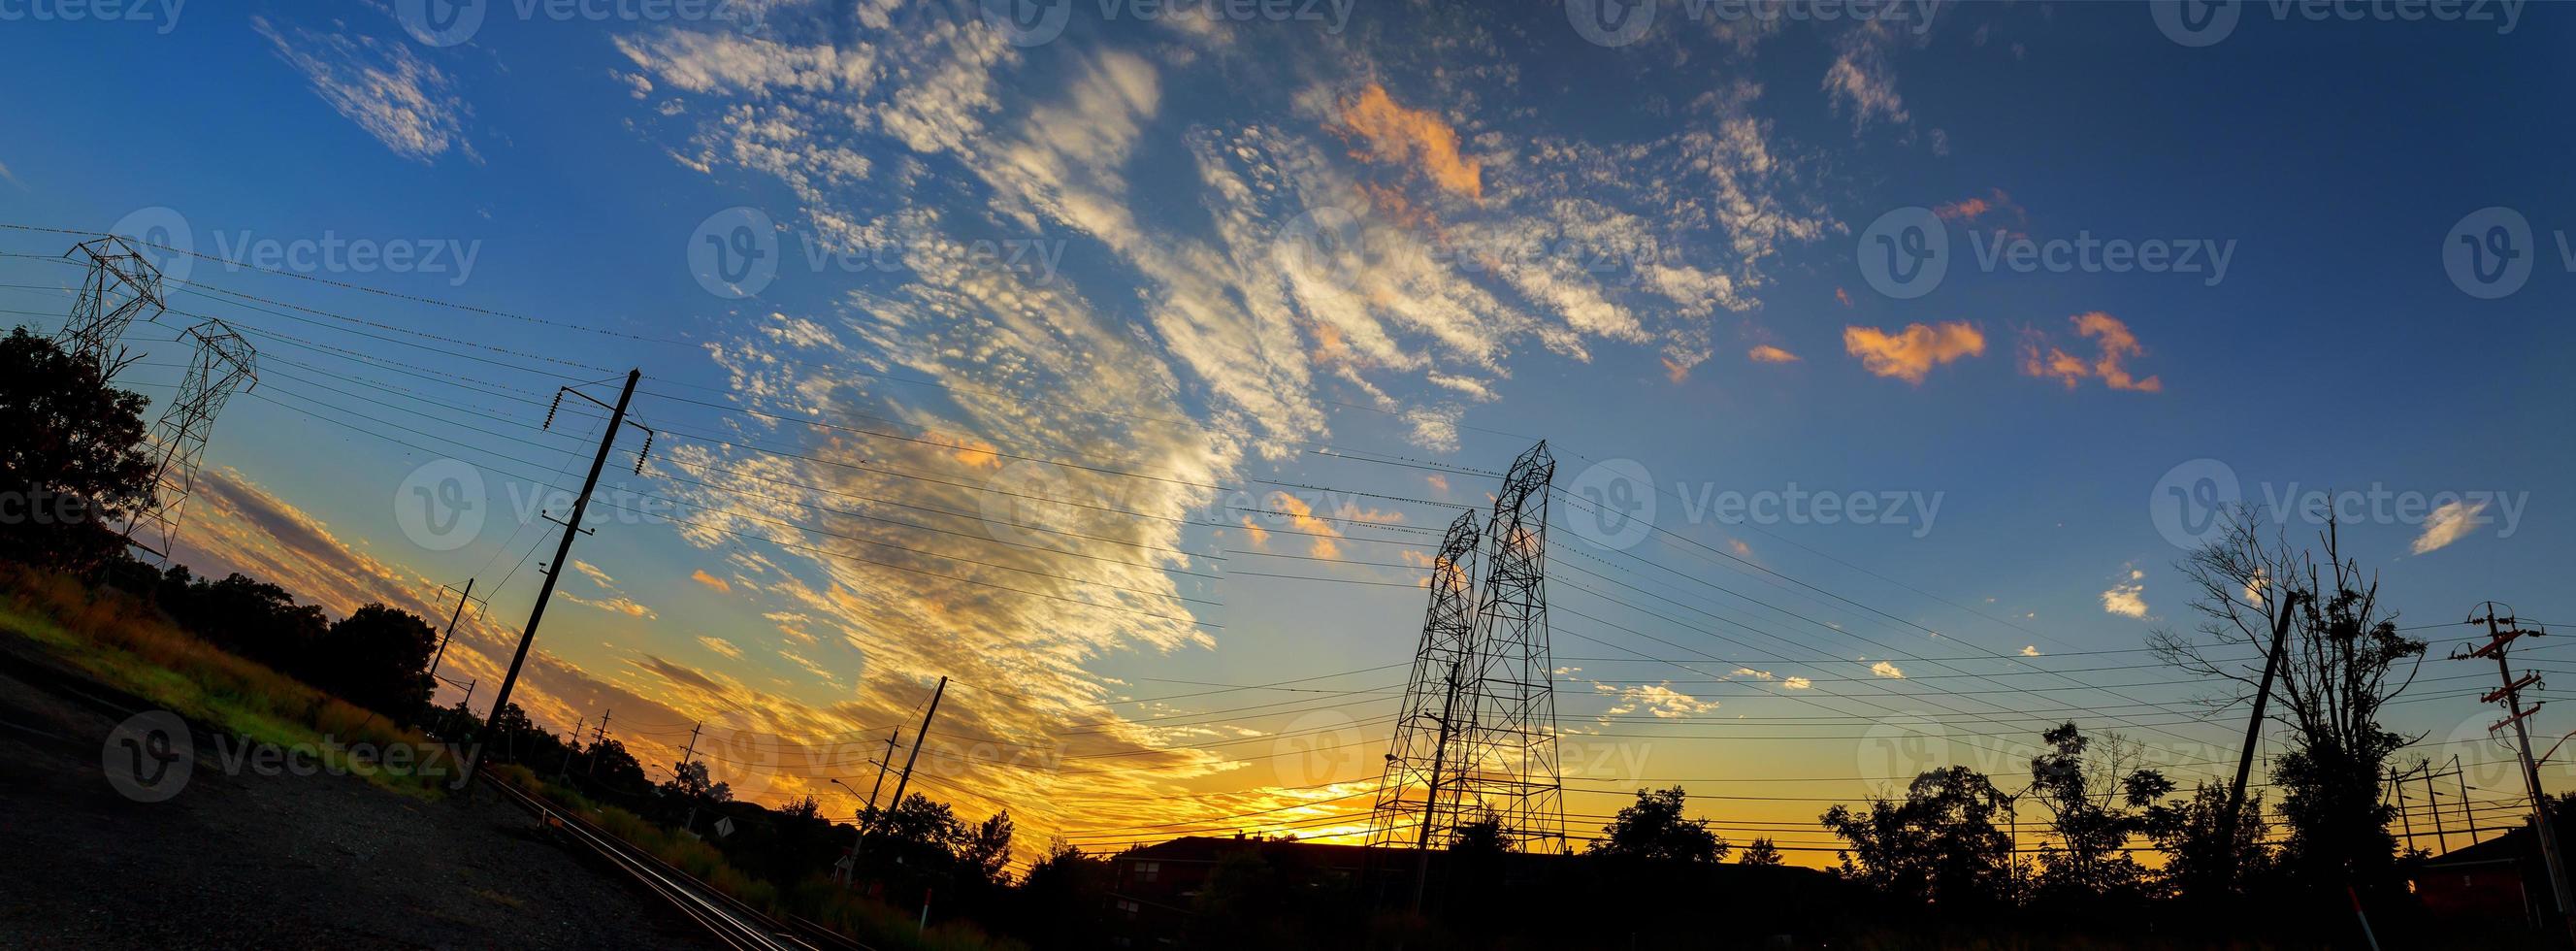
[0,564,456,801]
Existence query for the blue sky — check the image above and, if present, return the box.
[5,0,2572,858]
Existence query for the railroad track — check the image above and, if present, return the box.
[480,771,872,951]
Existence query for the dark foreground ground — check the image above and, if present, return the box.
[0,639,713,950]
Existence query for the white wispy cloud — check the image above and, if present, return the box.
[2103,567,2149,619]
[252,16,476,164]
[2413,500,2491,555]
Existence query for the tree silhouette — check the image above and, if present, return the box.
[311,604,438,717]
[1589,785,1728,862]
[2027,722,2171,901]
[1448,813,1510,855]
[2152,512,2423,895]
[1821,766,2012,908]
[2146,782,2272,901]
[1738,836,1783,866]
[0,327,155,570]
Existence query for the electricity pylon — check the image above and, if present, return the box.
[120,319,256,560]
[56,236,165,377]
[1450,441,1565,856]
[1366,509,1483,899]
[1367,441,1566,886]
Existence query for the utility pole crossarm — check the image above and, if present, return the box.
[2461,603,2576,944]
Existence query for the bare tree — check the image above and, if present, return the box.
[2150,508,2425,890]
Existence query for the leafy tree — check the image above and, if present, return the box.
[2152,512,2423,893]
[1821,767,2013,908]
[780,794,822,821]
[161,572,328,671]
[311,604,438,716]
[585,738,646,794]
[668,759,733,803]
[1738,837,1783,866]
[1449,813,1510,855]
[1588,785,1728,862]
[2146,783,2273,901]
[2026,723,2172,901]
[1014,838,1111,944]
[960,809,1015,885]
[0,327,155,570]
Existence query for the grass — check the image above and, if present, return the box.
[0,564,459,800]
[3,563,1024,951]
[485,762,1022,951]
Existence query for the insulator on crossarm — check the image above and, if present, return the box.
[544,390,564,430]
[635,432,653,474]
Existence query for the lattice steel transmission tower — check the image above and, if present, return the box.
[1366,442,1566,868]
[1367,509,1484,854]
[1453,441,1564,854]
[121,319,256,559]
[56,236,165,377]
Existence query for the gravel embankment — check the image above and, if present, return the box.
[0,639,715,950]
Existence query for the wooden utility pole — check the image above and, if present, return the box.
[2456,756,2476,847]
[1409,666,1465,914]
[559,715,585,779]
[2460,604,2576,945]
[864,729,899,820]
[476,369,646,764]
[880,677,948,827]
[428,578,478,680]
[2423,767,2450,855]
[2222,592,2304,882]
[588,710,611,777]
[680,722,701,768]
[2388,768,2419,849]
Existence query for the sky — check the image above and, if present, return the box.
[4,0,2574,867]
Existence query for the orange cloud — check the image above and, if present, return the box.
[1834,287,1853,309]
[1236,515,1272,551]
[1936,187,2025,227]
[1269,493,1342,560]
[2019,312,2163,393]
[1335,83,1483,199]
[690,569,733,593]
[1661,357,1693,383]
[927,431,1003,469]
[1747,344,1800,364]
[1842,321,1986,383]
